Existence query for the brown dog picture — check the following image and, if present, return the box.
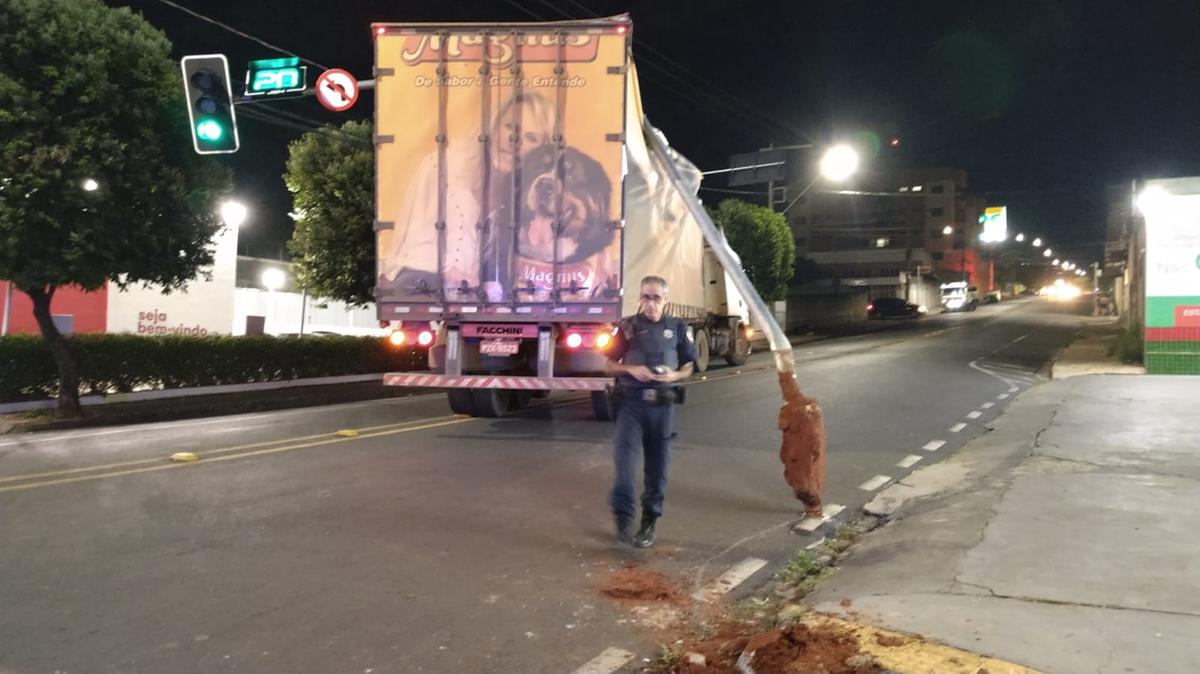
[514,144,614,264]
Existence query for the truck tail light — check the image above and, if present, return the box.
[388,330,406,347]
[417,330,434,347]
[565,333,583,349]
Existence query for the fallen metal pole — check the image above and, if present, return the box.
[643,117,826,516]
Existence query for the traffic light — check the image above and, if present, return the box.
[181,54,240,154]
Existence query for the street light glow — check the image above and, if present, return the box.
[1015,233,1025,242]
[82,178,99,192]
[943,225,954,236]
[1033,238,1043,247]
[261,268,286,291]
[221,200,248,228]
[1062,261,1071,270]
[1053,258,1060,266]
[1044,249,1052,257]
[819,145,859,182]
[1136,185,1169,214]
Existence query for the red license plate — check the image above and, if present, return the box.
[480,339,520,355]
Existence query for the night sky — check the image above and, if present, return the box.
[108,0,1200,266]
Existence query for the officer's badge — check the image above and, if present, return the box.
[663,328,674,339]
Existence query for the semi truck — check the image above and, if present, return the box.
[372,16,754,419]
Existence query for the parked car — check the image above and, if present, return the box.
[983,290,1002,304]
[867,296,927,319]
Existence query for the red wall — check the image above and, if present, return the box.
[0,281,108,335]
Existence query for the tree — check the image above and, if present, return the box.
[0,0,230,415]
[285,121,376,307]
[711,199,796,301]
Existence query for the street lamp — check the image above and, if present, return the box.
[1032,238,1043,247]
[1015,233,1025,242]
[1052,258,1060,266]
[221,200,248,228]
[942,225,954,236]
[1044,248,1053,257]
[82,178,99,192]
[819,145,860,182]
[261,268,285,291]
[780,144,861,214]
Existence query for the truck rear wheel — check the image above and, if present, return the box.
[471,389,513,417]
[591,389,618,421]
[725,325,750,366]
[693,328,710,373]
[447,390,475,416]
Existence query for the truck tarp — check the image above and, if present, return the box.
[373,17,707,322]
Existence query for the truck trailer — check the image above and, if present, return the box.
[373,16,753,419]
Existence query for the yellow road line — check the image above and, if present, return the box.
[0,416,462,491]
[1,365,770,493]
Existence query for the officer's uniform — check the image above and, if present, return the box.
[607,312,698,534]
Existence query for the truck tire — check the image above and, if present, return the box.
[447,390,475,416]
[471,389,512,417]
[725,325,750,366]
[591,389,618,421]
[693,328,710,373]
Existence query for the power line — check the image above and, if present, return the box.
[556,0,809,142]
[154,0,328,70]
[511,0,802,143]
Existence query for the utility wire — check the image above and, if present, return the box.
[154,0,329,70]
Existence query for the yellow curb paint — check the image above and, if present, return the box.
[170,452,199,462]
[803,614,1042,674]
[335,429,360,438]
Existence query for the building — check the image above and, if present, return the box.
[1,226,382,338]
[785,166,986,286]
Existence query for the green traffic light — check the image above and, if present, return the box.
[196,119,224,142]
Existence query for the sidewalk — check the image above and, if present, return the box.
[806,320,1200,673]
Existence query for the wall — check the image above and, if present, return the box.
[784,286,870,332]
[0,281,108,335]
[233,288,384,336]
[105,225,238,336]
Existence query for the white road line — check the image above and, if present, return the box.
[858,475,892,492]
[967,411,983,419]
[793,504,846,534]
[949,423,968,433]
[573,647,636,674]
[693,557,768,602]
[968,357,1022,393]
[897,455,923,468]
[997,393,1010,400]
[922,440,946,452]
[981,402,995,409]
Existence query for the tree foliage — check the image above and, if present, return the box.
[711,199,796,301]
[0,0,230,413]
[285,121,376,307]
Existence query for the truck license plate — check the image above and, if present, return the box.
[480,339,520,355]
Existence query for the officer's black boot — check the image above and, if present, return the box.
[615,516,634,546]
[632,515,657,549]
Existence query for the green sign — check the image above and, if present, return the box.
[244,57,307,96]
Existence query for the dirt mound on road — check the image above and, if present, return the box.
[597,565,686,604]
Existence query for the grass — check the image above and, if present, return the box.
[1107,326,1144,364]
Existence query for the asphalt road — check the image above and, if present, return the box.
[0,297,1091,674]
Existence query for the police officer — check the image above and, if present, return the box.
[605,275,698,548]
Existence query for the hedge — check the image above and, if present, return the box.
[0,334,427,403]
